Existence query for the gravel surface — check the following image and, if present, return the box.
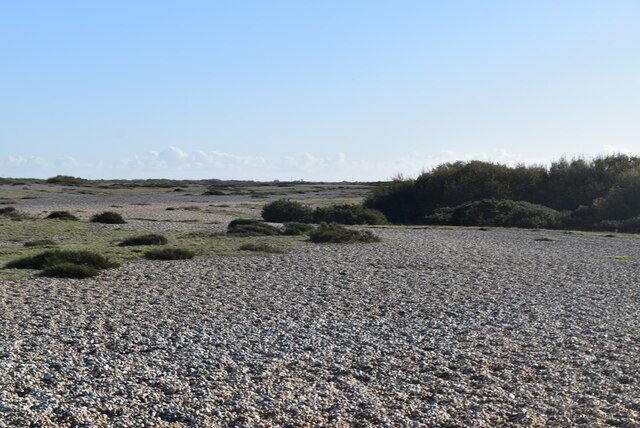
[1,228,639,426]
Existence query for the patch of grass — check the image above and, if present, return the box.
[283,222,316,236]
[261,199,314,223]
[5,249,119,270]
[24,239,57,247]
[239,242,284,253]
[46,211,79,221]
[41,262,99,278]
[203,189,225,195]
[144,247,196,260]
[119,234,168,246]
[309,223,381,244]
[608,256,639,261]
[227,219,281,236]
[91,211,126,224]
[534,236,560,242]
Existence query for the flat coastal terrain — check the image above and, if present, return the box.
[0,182,639,426]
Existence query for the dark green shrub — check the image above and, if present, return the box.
[144,248,196,260]
[309,223,381,243]
[24,239,57,247]
[91,211,126,224]
[119,234,168,246]
[227,219,281,236]
[45,175,89,186]
[313,204,389,225]
[261,199,313,223]
[41,263,99,278]
[239,242,284,253]
[0,207,17,216]
[46,211,79,221]
[283,222,316,235]
[5,250,118,270]
[203,188,225,195]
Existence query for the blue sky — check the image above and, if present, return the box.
[1,1,639,180]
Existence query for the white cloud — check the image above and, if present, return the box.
[603,144,632,155]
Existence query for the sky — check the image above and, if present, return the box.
[1,0,639,181]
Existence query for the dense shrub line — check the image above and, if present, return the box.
[364,155,640,232]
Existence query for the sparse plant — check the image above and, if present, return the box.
[46,211,79,221]
[119,234,168,247]
[308,223,381,243]
[24,239,57,247]
[91,211,126,224]
[144,248,196,260]
[227,219,281,236]
[239,242,284,253]
[534,236,560,242]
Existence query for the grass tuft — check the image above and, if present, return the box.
[534,236,560,242]
[5,249,119,270]
[283,222,316,235]
[309,223,381,244]
[91,211,126,224]
[41,262,99,278]
[144,247,196,260]
[227,219,281,236]
[24,239,57,247]
[239,242,284,253]
[46,211,79,221]
[119,234,168,247]
[608,256,638,261]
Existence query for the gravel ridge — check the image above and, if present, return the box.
[1,228,639,426]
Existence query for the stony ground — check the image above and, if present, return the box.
[1,224,638,426]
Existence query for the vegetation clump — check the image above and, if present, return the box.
[5,249,118,278]
[0,206,32,221]
[119,234,168,246]
[45,175,89,186]
[41,262,98,278]
[227,219,281,236]
[313,204,389,225]
[144,248,196,260]
[46,211,79,221]
[203,188,225,195]
[309,223,381,244]
[91,211,126,224]
[283,222,316,235]
[239,242,284,253]
[261,199,313,223]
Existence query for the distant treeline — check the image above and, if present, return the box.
[365,155,640,232]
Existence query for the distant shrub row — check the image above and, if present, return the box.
[261,199,389,225]
[364,154,640,232]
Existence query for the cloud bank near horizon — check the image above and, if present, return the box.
[1,145,635,181]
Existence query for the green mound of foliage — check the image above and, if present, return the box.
[90,211,126,224]
[425,199,565,229]
[41,262,99,278]
[261,199,313,223]
[6,249,119,270]
[0,206,31,220]
[283,222,316,235]
[239,242,284,253]
[309,223,381,244]
[119,234,168,246]
[203,188,225,195]
[46,211,79,221]
[227,219,281,236]
[313,204,388,225]
[144,247,196,260]
[45,175,90,186]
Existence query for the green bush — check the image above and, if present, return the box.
[91,211,126,224]
[46,211,79,221]
[45,175,89,186]
[227,219,282,236]
[41,263,99,278]
[239,242,284,253]
[261,199,313,223]
[144,248,196,260]
[425,199,564,229]
[203,188,225,195]
[119,234,168,246]
[309,223,381,244]
[0,206,32,220]
[313,204,389,225]
[5,250,118,270]
[283,222,316,235]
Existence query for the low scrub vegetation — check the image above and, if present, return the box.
[5,249,118,278]
[90,211,126,224]
[261,199,388,225]
[309,223,381,243]
[119,234,168,246]
[0,206,32,221]
[283,222,316,235]
[24,239,57,247]
[46,211,79,221]
[144,247,196,260]
[45,175,90,186]
[227,219,281,236]
[365,154,640,232]
[239,242,284,253]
